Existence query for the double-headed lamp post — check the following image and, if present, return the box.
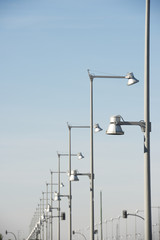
[88,70,139,240]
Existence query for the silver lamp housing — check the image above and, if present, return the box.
[94,123,103,132]
[54,191,61,201]
[46,204,52,212]
[125,72,139,86]
[77,152,84,160]
[106,115,124,135]
[69,170,79,181]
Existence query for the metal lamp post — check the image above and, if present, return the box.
[135,209,144,240]
[104,219,112,240]
[144,0,152,239]
[152,207,160,240]
[106,113,152,240]
[67,124,89,240]
[46,183,49,240]
[67,122,102,240]
[50,172,53,240]
[47,172,59,240]
[88,70,139,240]
[56,152,83,240]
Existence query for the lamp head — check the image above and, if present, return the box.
[69,170,79,181]
[94,123,103,132]
[125,72,139,86]
[46,204,52,212]
[60,182,64,188]
[106,115,124,135]
[54,191,61,201]
[77,152,84,160]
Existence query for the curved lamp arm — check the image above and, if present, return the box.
[106,115,151,135]
[6,231,17,240]
[73,231,87,240]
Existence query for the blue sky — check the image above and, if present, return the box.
[0,0,160,240]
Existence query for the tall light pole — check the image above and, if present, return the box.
[50,171,53,240]
[152,207,160,240]
[144,0,152,240]
[110,217,120,240]
[46,183,49,240]
[106,112,152,240]
[67,123,88,240]
[104,219,112,240]
[100,191,103,240]
[49,170,65,240]
[67,122,102,240]
[42,192,45,240]
[48,172,59,240]
[135,209,144,240]
[39,199,42,240]
[88,70,139,240]
[56,151,84,240]
[57,153,61,240]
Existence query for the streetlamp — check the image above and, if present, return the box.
[106,113,151,240]
[73,230,87,240]
[104,219,112,240]
[152,206,160,240]
[144,2,151,239]
[100,191,103,240]
[67,123,102,240]
[88,70,139,240]
[46,183,49,240]
[39,198,44,240]
[49,171,59,240]
[110,217,121,240]
[135,209,144,240]
[50,169,67,240]
[57,152,84,240]
[6,231,17,240]
[152,224,158,240]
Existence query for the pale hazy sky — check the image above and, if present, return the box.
[0,1,160,240]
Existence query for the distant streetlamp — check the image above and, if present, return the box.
[135,209,144,240]
[73,230,87,240]
[110,217,121,240]
[57,152,83,240]
[56,151,84,240]
[67,122,102,240]
[6,231,17,240]
[152,206,160,240]
[104,219,112,240]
